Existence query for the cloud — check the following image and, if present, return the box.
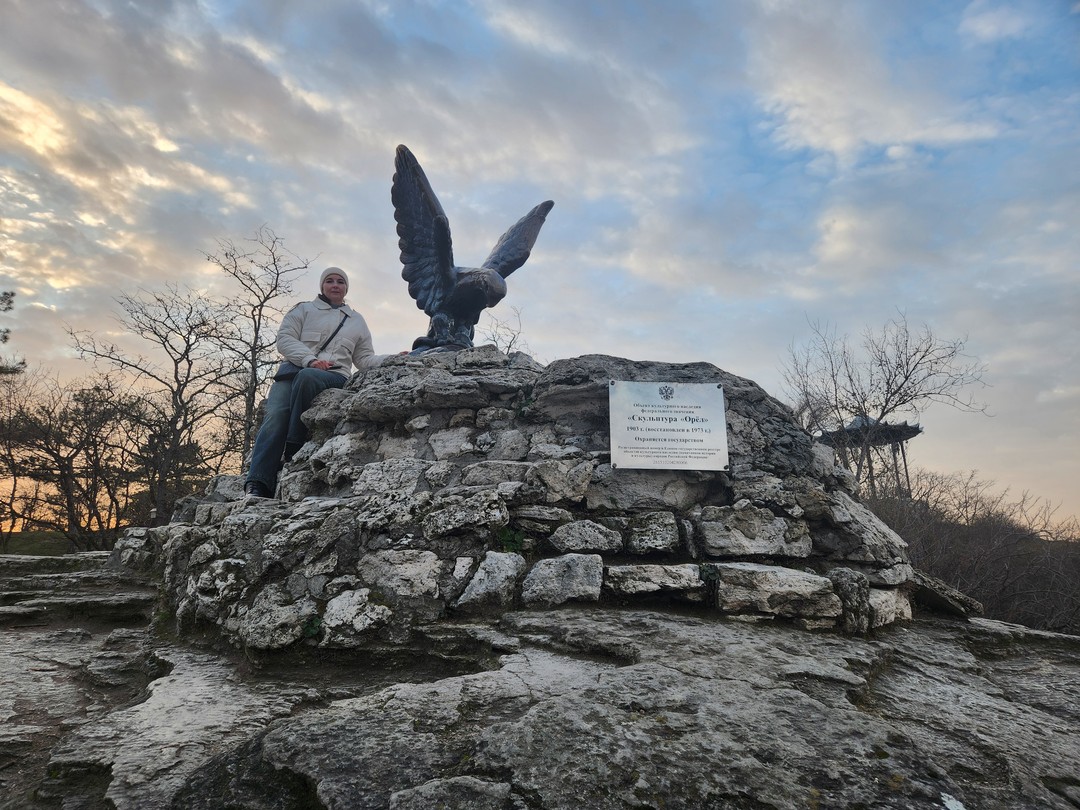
[747,2,1000,164]
[959,1,1036,43]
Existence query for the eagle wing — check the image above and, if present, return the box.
[392,145,455,316]
[482,199,554,278]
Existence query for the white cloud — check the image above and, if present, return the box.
[747,3,999,163]
[960,1,1035,42]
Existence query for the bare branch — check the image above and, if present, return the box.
[782,312,987,494]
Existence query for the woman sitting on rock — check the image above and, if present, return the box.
[244,267,387,498]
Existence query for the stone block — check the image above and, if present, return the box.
[525,459,594,504]
[421,491,509,539]
[489,428,530,460]
[357,550,442,599]
[827,567,871,634]
[511,505,573,526]
[627,511,681,554]
[869,587,913,628]
[476,407,515,429]
[521,554,603,606]
[350,458,431,496]
[697,502,811,558]
[705,562,842,620]
[461,461,533,487]
[305,434,365,487]
[603,564,704,599]
[321,588,392,646]
[804,491,909,570]
[237,584,317,650]
[428,427,475,460]
[586,465,708,511]
[549,520,623,553]
[454,551,527,613]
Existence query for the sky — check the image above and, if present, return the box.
[1,0,1078,521]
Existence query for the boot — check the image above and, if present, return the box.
[244,480,272,498]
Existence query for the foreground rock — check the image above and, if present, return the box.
[7,604,1079,809]
[171,608,1080,810]
[121,351,932,656]
[0,625,162,808]
[35,646,314,808]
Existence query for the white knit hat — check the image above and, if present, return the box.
[320,266,349,291]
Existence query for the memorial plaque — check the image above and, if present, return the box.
[608,380,729,471]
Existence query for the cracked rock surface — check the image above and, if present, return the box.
[4,564,1080,808]
[170,609,1080,810]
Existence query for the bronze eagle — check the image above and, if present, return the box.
[392,144,554,352]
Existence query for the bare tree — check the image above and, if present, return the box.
[68,286,239,523]
[478,306,533,356]
[204,226,307,460]
[783,313,987,493]
[0,373,150,550]
[0,373,36,550]
[58,227,309,527]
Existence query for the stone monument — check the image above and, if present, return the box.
[121,350,939,651]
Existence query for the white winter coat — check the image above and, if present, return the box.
[275,297,385,379]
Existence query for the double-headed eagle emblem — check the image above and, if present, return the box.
[392,145,554,352]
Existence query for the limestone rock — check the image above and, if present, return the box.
[358,550,442,599]
[524,458,594,504]
[869,587,914,628]
[627,511,682,554]
[237,583,318,650]
[170,609,1080,810]
[603,563,704,600]
[350,457,430,495]
[389,776,513,810]
[912,568,984,618]
[8,543,1078,809]
[454,551,527,613]
[119,352,929,654]
[828,566,872,634]
[697,500,812,558]
[804,490,909,567]
[548,519,623,553]
[321,588,392,645]
[706,561,843,621]
[39,646,311,810]
[586,464,710,511]
[421,491,509,539]
[521,554,603,606]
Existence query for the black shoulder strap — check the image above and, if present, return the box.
[316,311,349,353]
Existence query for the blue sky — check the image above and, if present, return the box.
[1,0,1078,519]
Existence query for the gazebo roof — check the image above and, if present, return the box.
[817,417,922,448]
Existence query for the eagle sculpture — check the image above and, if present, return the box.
[392,144,554,352]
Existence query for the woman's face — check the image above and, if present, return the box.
[322,273,347,305]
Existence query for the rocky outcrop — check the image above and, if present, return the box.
[169,609,1080,810]
[116,350,927,653]
[6,601,1080,809]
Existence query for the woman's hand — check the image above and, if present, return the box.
[309,359,336,371]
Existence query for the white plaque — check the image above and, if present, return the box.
[608,380,729,471]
